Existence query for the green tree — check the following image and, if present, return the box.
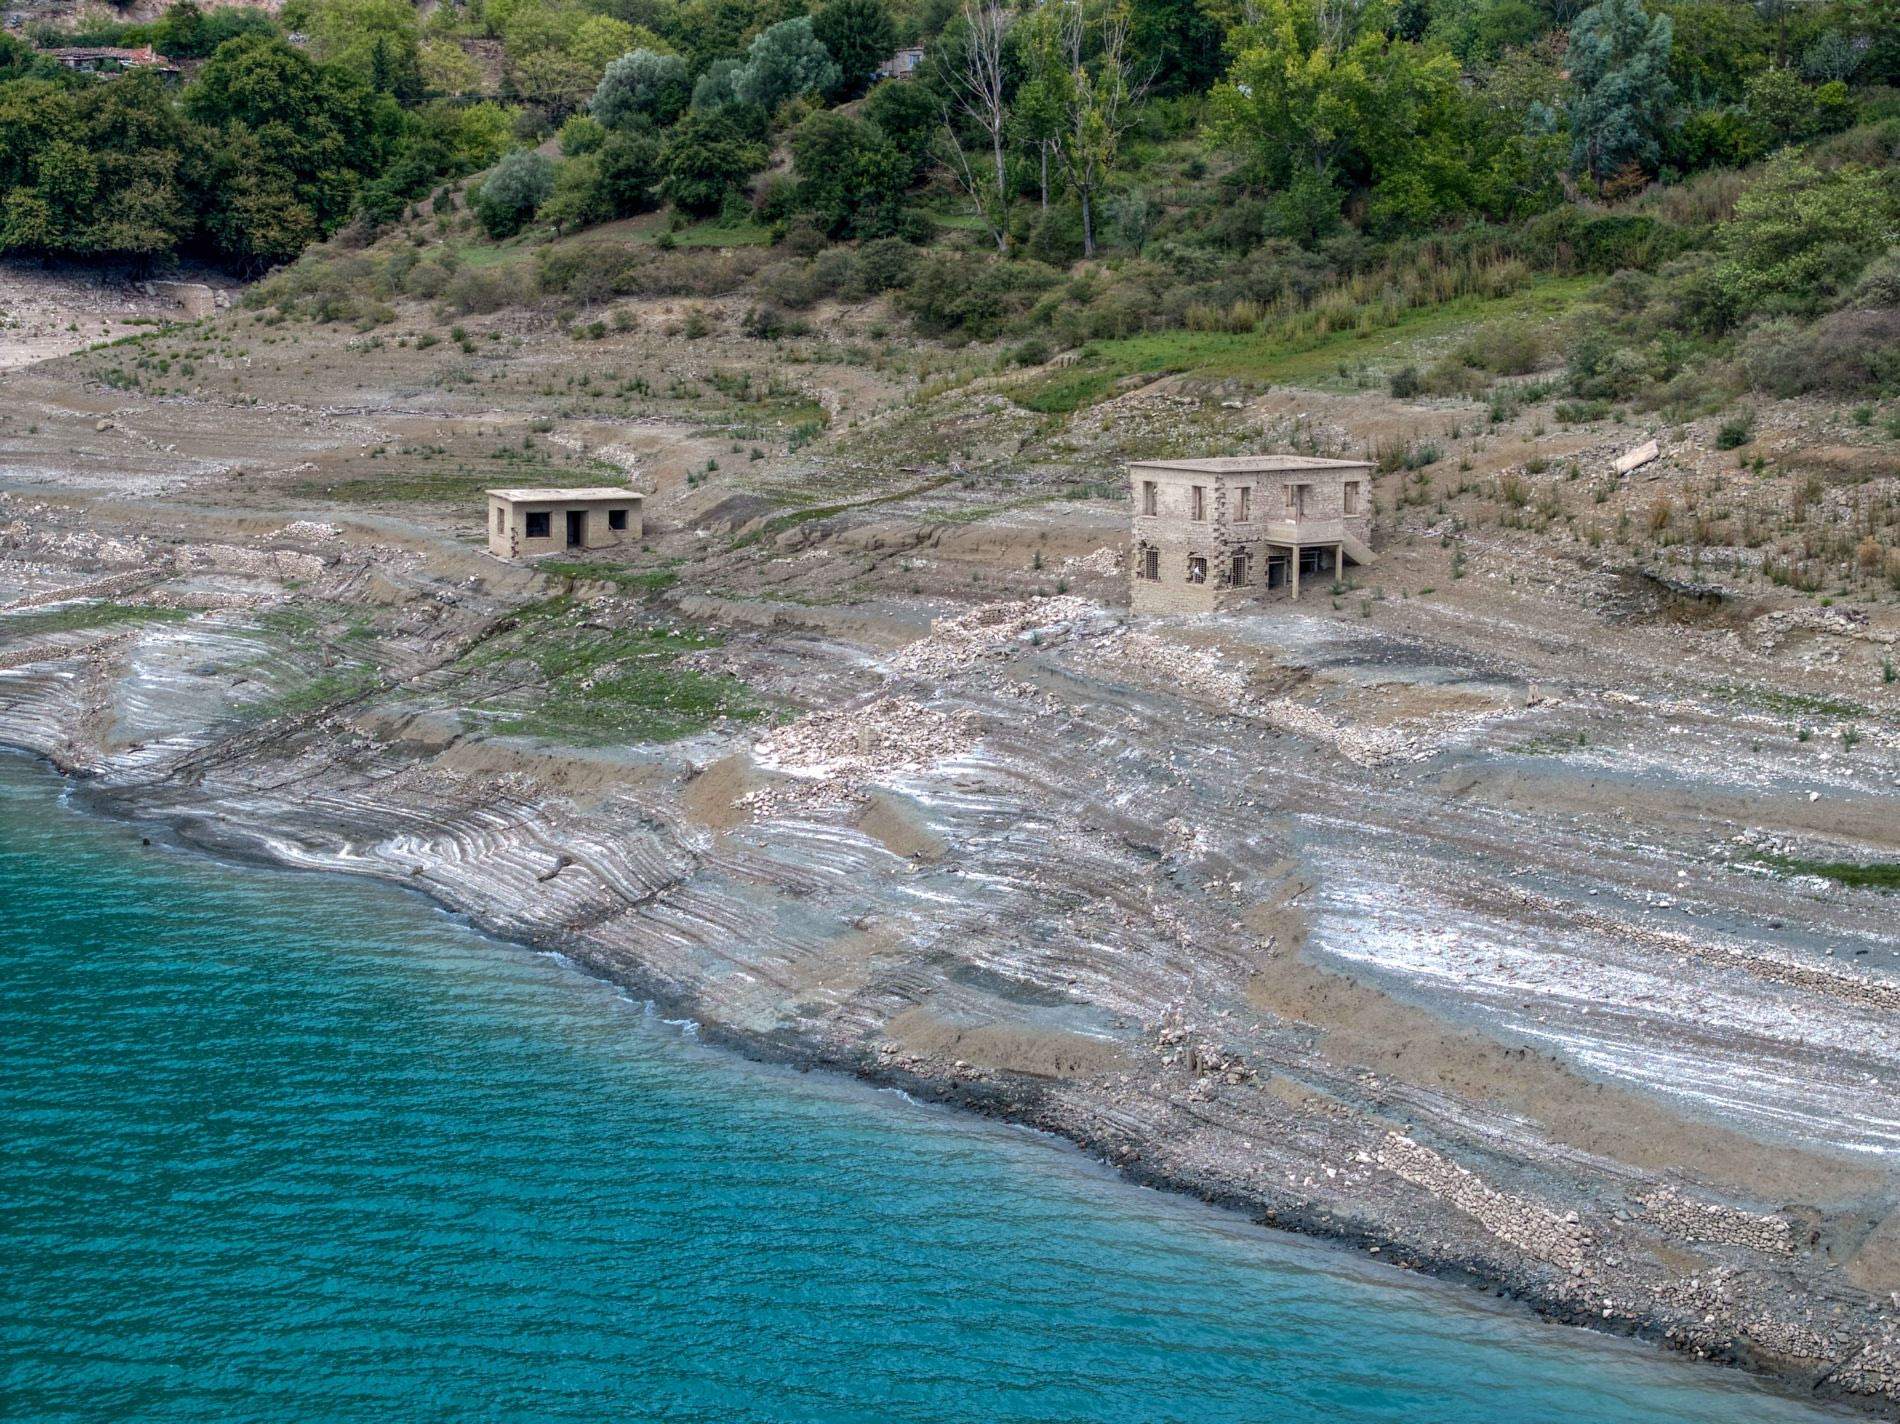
[1656,0,1766,104]
[591,47,690,129]
[1010,2,1067,210]
[594,127,662,211]
[539,153,609,233]
[1127,0,1225,94]
[154,2,208,57]
[419,38,483,94]
[1038,1,1147,258]
[863,76,939,180]
[187,33,390,260]
[733,17,840,114]
[199,126,322,270]
[1209,0,1461,221]
[1743,63,1817,147]
[1692,155,1898,329]
[306,0,422,101]
[690,57,744,113]
[503,8,608,119]
[475,146,555,235]
[658,109,766,212]
[1567,0,1674,182]
[791,109,907,235]
[811,0,896,98]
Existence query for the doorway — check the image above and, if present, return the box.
[566,510,586,548]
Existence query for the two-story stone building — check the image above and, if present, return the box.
[1128,455,1377,613]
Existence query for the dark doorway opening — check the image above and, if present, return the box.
[566,510,586,548]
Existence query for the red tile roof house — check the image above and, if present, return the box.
[47,45,180,74]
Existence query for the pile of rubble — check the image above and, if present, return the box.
[888,596,1103,675]
[1258,698,1422,766]
[744,697,977,811]
[1638,1187,1792,1254]
[1376,1133,1587,1274]
[1058,546,1123,577]
[1086,630,1252,713]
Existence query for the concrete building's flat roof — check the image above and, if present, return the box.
[485,487,641,502]
[1128,456,1372,474]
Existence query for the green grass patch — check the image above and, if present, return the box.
[646,219,773,248]
[1008,277,1596,414]
[1710,683,1870,720]
[733,474,957,547]
[538,561,680,594]
[1505,731,1588,755]
[253,663,383,719]
[459,597,754,743]
[3,602,188,638]
[1751,853,1900,892]
[288,471,513,505]
[444,240,535,269]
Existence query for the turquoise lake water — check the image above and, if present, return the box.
[0,751,1851,1423]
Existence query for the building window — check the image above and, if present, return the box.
[1343,481,1361,515]
[1190,486,1206,521]
[1141,547,1159,581]
[1230,552,1249,586]
[608,508,628,531]
[494,507,505,534]
[525,511,550,539]
[1141,480,1157,516]
[1187,555,1207,584]
[1234,486,1251,522]
[1285,483,1309,518]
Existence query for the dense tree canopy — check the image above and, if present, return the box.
[0,0,1894,306]
[811,0,897,98]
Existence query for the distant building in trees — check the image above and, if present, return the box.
[874,46,925,79]
[47,45,180,75]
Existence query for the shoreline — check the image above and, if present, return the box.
[3,739,1876,1419]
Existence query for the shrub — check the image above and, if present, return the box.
[1389,365,1423,398]
[1715,414,1755,448]
[591,49,690,130]
[659,111,768,215]
[442,266,532,314]
[474,150,555,238]
[1850,253,1900,309]
[1737,317,1814,395]
[560,113,606,156]
[855,236,917,292]
[790,109,907,238]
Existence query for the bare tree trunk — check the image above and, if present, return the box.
[1050,0,1146,264]
[1040,143,1049,210]
[943,0,1012,253]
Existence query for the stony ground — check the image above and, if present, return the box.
[4,261,1900,1413]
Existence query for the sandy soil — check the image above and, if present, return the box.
[3,268,1899,1412]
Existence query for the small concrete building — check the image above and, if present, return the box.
[1128,455,1376,614]
[486,487,643,561]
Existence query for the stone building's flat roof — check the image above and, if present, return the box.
[485,487,641,502]
[1128,456,1372,474]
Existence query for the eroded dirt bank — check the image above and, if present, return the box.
[4,287,1900,1413]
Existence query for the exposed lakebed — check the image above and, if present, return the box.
[0,753,1850,1423]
